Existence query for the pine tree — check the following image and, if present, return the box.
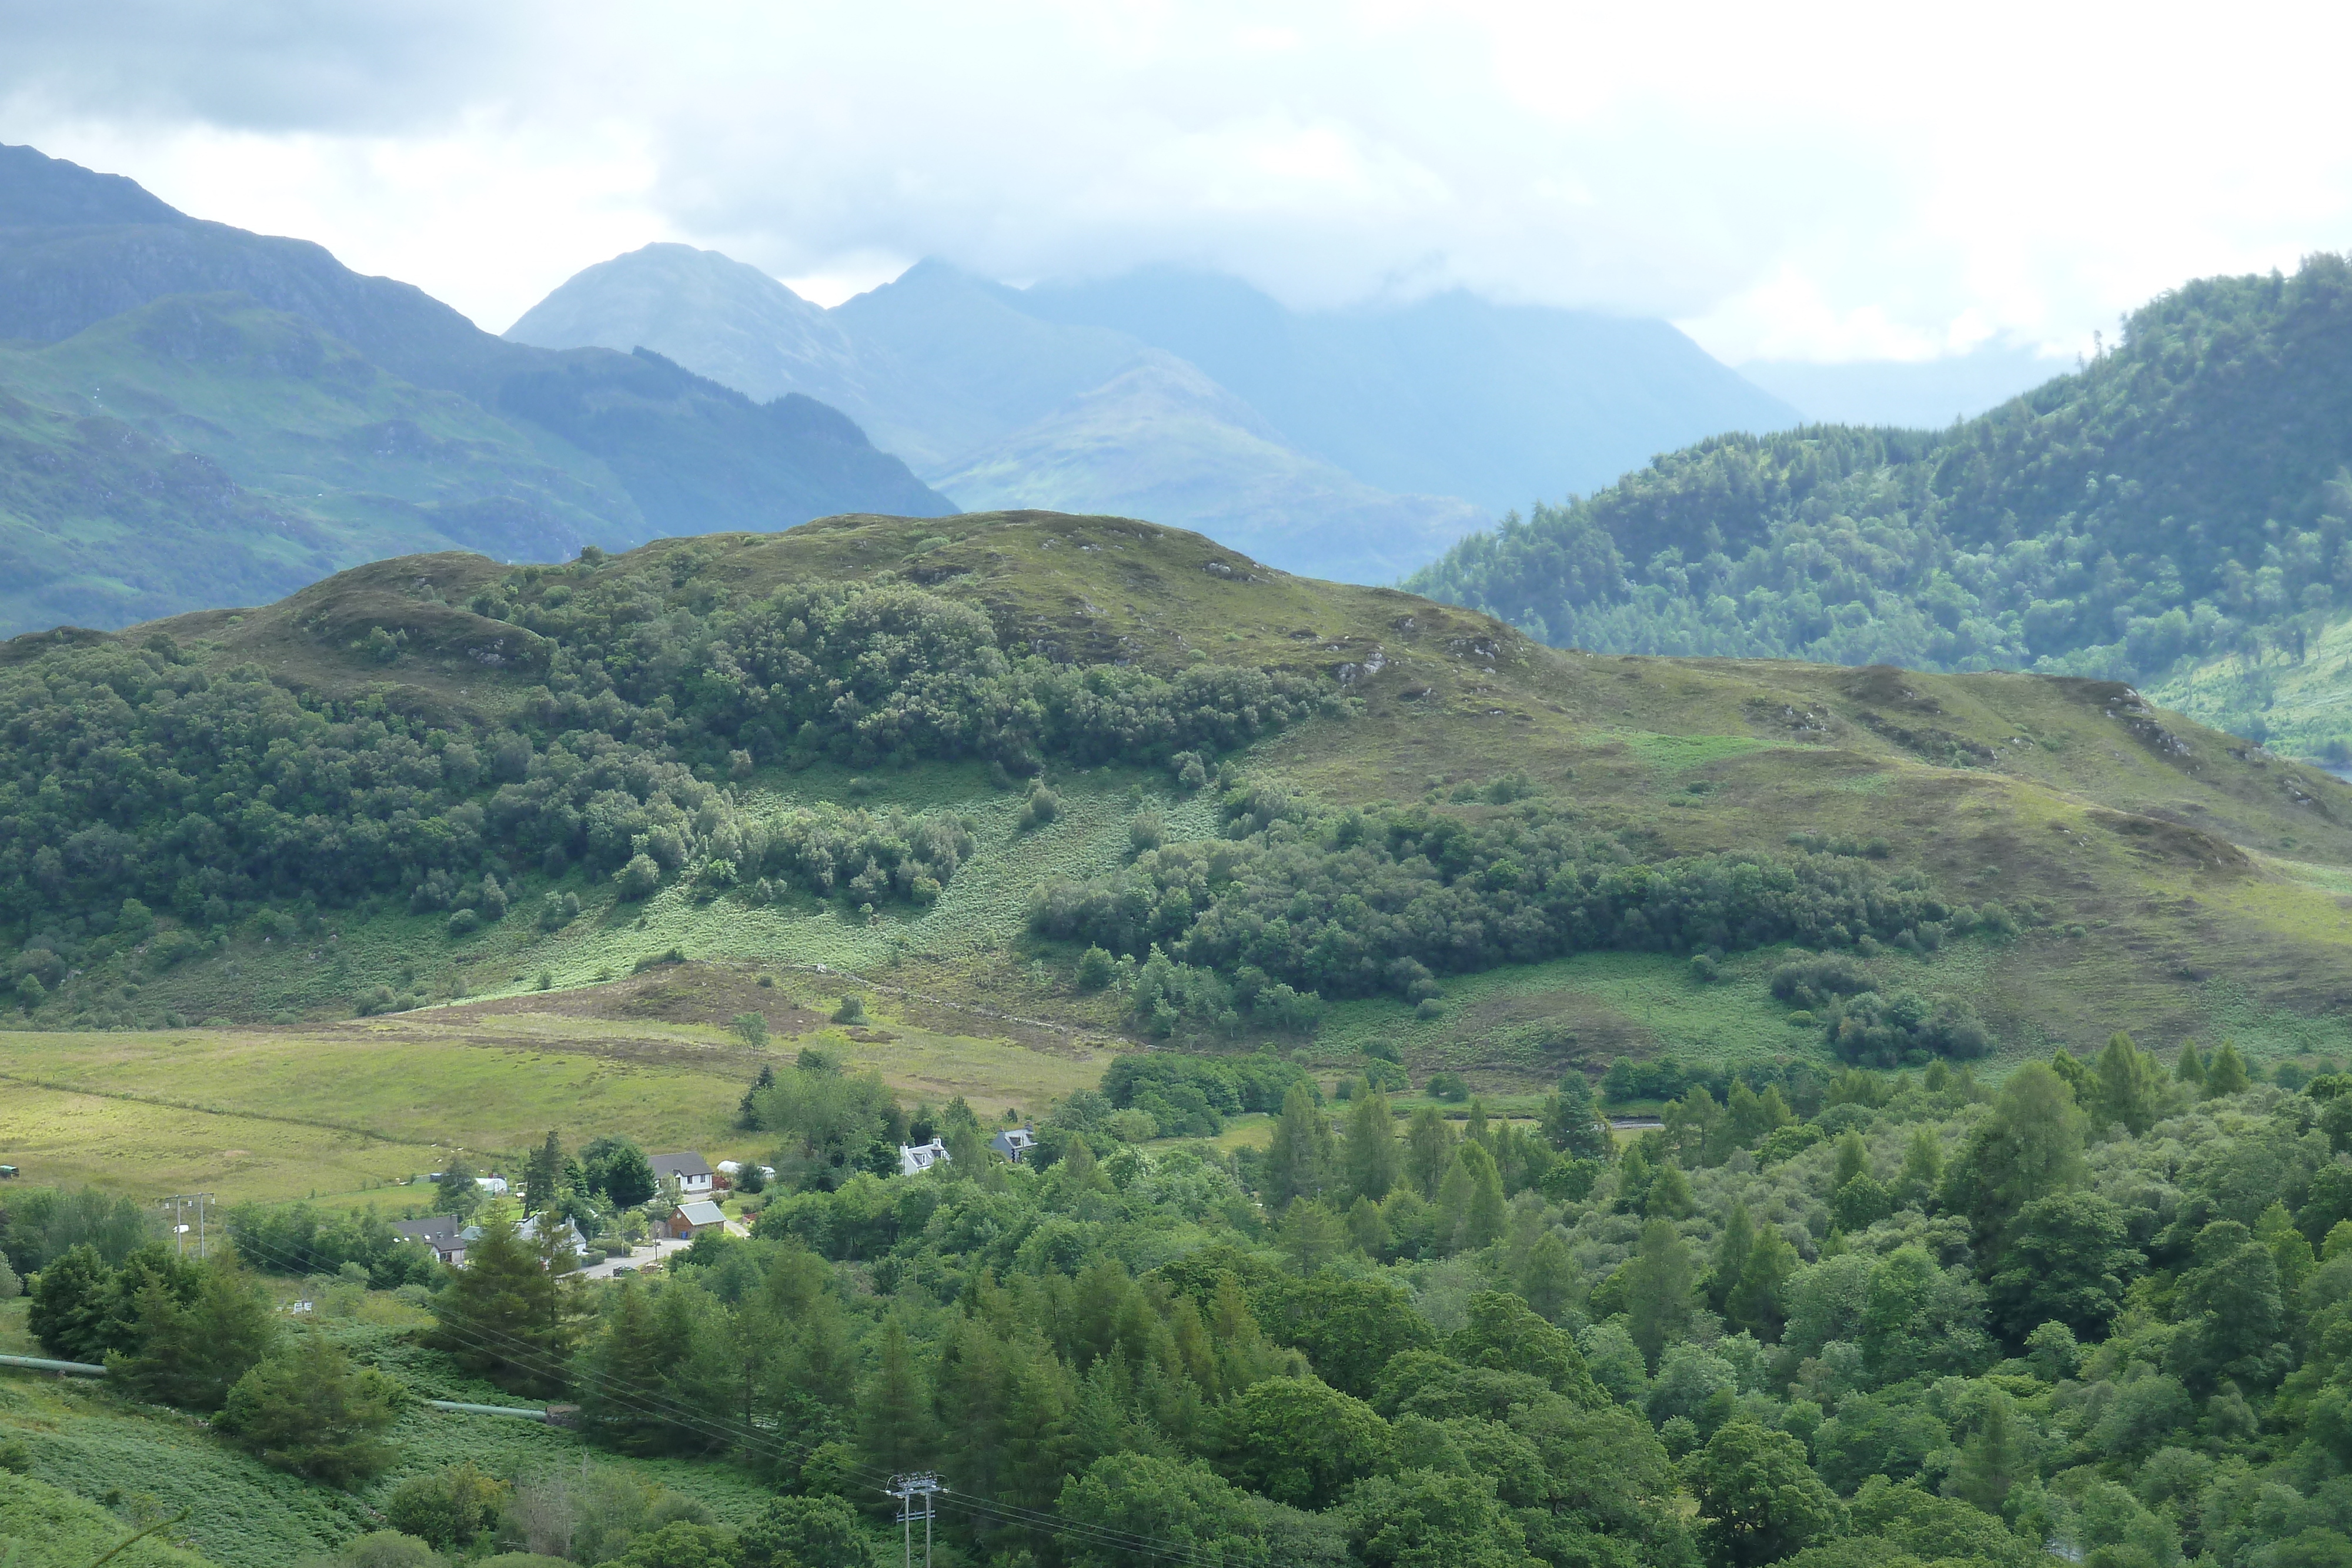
[1832,1129,1870,1191]
[2092,1032,2167,1135]
[1726,1225,1799,1342]
[1280,1201,1348,1275]
[1436,1143,1507,1252]
[1646,1162,1694,1220]
[857,1318,934,1476]
[111,1261,278,1411]
[26,1244,112,1362]
[1404,1106,1456,1199]
[1947,1388,2024,1513]
[1262,1082,1337,1209]
[1346,1195,1390,1257]
[577,1280,678,1452]
[1625,1218,1694,1369]
[524,1131,564,1215]
[1520,1232,1576,1323]
[429,1206,580,1395]
[737,1063,776,1129]
[1343,1088,1402,1203]
[2176,1039,2207,1088]
[1540,1072,1612,1161]
[2205,1041,2253,1098]
[1896,1126,1944,1208]
[1711,1203,1757,1313]
[1940,1062,2086,1256]
[216,1330,406,1484]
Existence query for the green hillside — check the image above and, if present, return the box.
[0,295,643,632]
[6,509,2352,1082]
[0,144,950,636]
[1406,252,2352,756]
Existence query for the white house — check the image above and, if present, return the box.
[900,1137,950,1176]
[649,1152,716,1196]
[990,1127,1037,1164]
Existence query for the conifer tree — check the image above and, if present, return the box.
[1346,1195,1390,1258]
[1404,1106,1456,1199]
[1948,1388,2024,1514]
[1941,1062,2086,1258]
[1895,1126,1944,1208]
[577,1280,679,1452]
[111,1261,278,1410]
[1540,1072,1612,1161]
[1625,1218,1694,1369]
[1264,1082,1338,1209]
[2092,1032,2167,1135]
[429,1205,580,1395]
[1832,1129,1870,1192]
[1342,1088,1402,1203]
[2205,1041,2253,1098]
[1436,1142,1508,1252]
[1520,1231,1577,1323]
[1646,1162,1695,1221]
[856,1316,927,1476]
[1710,1203,1757,1313]
[2176,1039,2207,1088]
[524,1131,564,1215]
[1726,1225,1798,1342]
[737,1062,776,1129]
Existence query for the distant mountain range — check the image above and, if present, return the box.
[0,143,947,635]
[506,245,1800,581]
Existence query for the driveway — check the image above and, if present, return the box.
[574,1235,694,1279]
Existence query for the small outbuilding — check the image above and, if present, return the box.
[666,1199,729,1239]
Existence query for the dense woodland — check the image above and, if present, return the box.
[1406,255,2352,745]
[1030,783,2012,1049]
[12,1037,2352,1567]
[0,556,1326,1022]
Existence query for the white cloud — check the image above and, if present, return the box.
[5,0,2350,359]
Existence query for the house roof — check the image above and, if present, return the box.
[394,1217,461,1245]
[650,1151,714,1181]
[677,1199,727,1227]
[991,1127,1035,1149]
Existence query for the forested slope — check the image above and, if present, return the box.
[5,510,2352,1068]
[1406,253,2352,753]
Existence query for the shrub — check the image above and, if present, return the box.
[1425,1072,1470,1103]
[614,854,663,901]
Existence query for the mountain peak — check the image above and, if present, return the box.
[0,143,186,229]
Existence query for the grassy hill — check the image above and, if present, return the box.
[5,509,2351,1181]
[1405,252,2352,761]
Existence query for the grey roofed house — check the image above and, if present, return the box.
[649,1152,716,1194]
[393,1216,467,1266]
[459,1213,590,1259]
[900,1137,950,1176]
[990,1126,1037,1164]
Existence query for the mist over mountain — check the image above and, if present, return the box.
[1738,343,2064,429]
[507,244,1800,582]
[0,145,948,634]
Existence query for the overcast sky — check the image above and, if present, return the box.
[5,1,2349,367]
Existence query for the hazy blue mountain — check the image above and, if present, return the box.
[0,145,948,631]
[1007,266,1802,512]
[1737,343,2063,428]
[509,248,1482,579]
[934,352,1482,581]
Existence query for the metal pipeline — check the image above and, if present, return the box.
[0,1353,108,1376]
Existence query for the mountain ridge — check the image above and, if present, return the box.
[0,145,951,633]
